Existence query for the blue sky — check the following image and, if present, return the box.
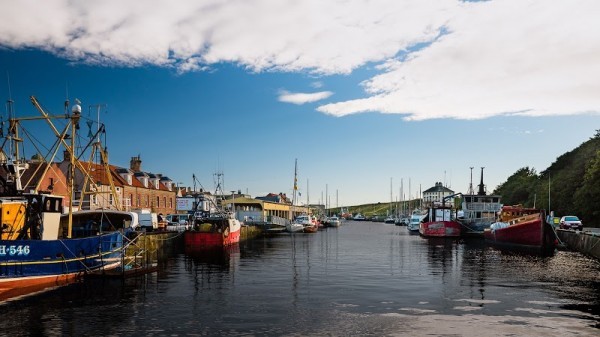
[1,1,599,206]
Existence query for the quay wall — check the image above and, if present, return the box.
[126,226,263,259]
[557,229,600,260]
[241,225,263,241]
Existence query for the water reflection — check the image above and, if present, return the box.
[1,221,598,336]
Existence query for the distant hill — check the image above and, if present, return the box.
[494,130,600,226]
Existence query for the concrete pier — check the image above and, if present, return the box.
[556,229,600,260]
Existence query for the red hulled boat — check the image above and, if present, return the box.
[185,215,241,251]
[184,174,242,252]
[484,205,556,255]
[419,205,461,237]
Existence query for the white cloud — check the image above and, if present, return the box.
[1,0,599,120]
[317,0,600,120]
[310,81,324,89]
[278,90,333,105]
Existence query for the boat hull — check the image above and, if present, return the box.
[419,221,462,237]
[0,232,123,301]
[184,227,241,251]
[484,217,555,255]
[303,225,318,233]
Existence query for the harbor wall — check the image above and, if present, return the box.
[241,225,263,241]
[557,229,600,260]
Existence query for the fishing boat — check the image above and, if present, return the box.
[184,174,241,251]
[484,205,556,255]
[0,96,125,302]
[457,168,502,236]
[419,204,461,237]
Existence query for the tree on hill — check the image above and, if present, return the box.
[494,130,600,226]
[573,149,600,221]
[493,167,538,207]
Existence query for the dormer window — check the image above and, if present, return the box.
[142,177,148,188]
[119,171,133,185]
[155,180,159,189]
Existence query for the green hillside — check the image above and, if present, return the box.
[494,130,600,226]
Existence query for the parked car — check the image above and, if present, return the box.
[559,215,583,231]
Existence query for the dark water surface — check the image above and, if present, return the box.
[2,221,599,336]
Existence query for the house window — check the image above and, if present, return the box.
[163,197,167,209]
[157,196,160,207]
[137,195,140,207]
[145,195,149,207]
[109,194,114,205]
[169,198,173,208]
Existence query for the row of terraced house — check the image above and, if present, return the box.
[9,154,178,215]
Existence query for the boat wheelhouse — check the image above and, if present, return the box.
[457,168,502,236]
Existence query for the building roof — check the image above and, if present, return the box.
[423,182,454,194]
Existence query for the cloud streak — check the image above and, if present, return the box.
[1,0,599,120]
[278,90,333,105]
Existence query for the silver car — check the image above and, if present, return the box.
[559,215,583,231]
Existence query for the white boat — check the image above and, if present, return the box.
[407,209,424,232]
[289,215,312,232]
[286,222,304,232]
[327,216,341,227]
[353,213,366,221]
[457,168,502,236]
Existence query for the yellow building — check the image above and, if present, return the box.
[222,197,310,223]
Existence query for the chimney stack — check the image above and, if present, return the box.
[130,155,142,172]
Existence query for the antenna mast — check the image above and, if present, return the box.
[467,167,475,195]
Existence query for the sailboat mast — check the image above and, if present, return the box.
[291,159,297,220]
[389,177,392,215]
[325,183,328,216]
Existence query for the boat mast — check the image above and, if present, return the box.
[291,159,297,220]
[5,97,27,193]
[467,167,475,195]
[67,101,81,238]
[389,177,392,216]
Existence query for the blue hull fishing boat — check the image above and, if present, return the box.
[0,96,125,301]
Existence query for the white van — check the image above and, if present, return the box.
[133,209,158,231]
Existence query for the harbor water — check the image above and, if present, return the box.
[2,221,599,336]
